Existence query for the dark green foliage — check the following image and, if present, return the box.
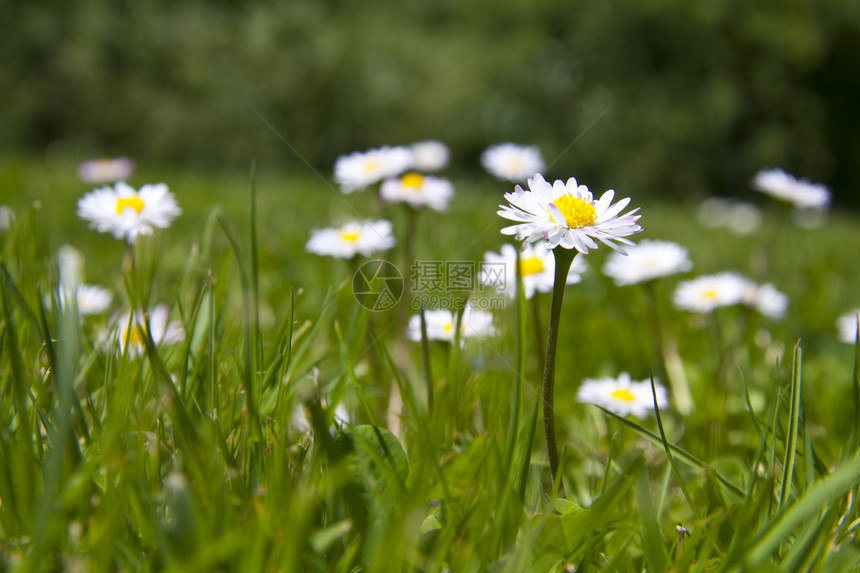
[2,0,860,202]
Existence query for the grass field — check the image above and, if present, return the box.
[1,153,859,571]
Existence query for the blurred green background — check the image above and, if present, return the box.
[2,0,859,203]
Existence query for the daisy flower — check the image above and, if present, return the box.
[480,243,586,299]
[51,284,113,315]
[577,372,669,419]
[752,169,831,210]
[291,402,351,435]
[77,182,181,244]
[603,239,692,286]
[410,141,450,172]
[407,307,496,343]
[104,305,185,356]
[743,282,788,320]
[837,310,860,344]
[481,143,545,183]
[697,198,762,236]
[77,157,135,184]
[380,172,454,211]
[673,272,749,313]
[498,174,642,253]
[334,146,413,193]
[306,219,395,259]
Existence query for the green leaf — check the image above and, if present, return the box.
[346,425,409,497]
[310,520,353,554]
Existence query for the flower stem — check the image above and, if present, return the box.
[531,293,545,371]
[543,248,576,482]
[643,281,666,381]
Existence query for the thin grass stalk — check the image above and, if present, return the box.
[542,247,576,482]
[643,280,667,381]
[389,206,419,435]
[650,374,700,519]
[504,246,526,472]
[33,250,81,562]
[419,306,434,415]
[779,341,803,508]
[208,270,216,413]
[849,314,860,456]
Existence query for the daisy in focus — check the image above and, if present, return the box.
[602,239,692,286]
[104,305,185,356]
[407,307,496,343]
[51,284,113,315]
[837,310,860,344]
[480,243,587,299]
[306,220,395,259]
[498,174,642,253]
[577,372,669,419]
[77,182,181,244]
[380,172,454,211]
[481,143,545,183]
[410,141,449,172]
[673,272,748,313]
[77,157,135,184]
[752,169,831,210]
[334,146,413,193]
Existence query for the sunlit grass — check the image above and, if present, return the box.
[1,153,859,570]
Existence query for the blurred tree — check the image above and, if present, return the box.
[0,0,857,203]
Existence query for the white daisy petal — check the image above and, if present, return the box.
[837,310,860,344]
[577,373,669,418]
[603,240,693,286]
[77,182,180,244]
[334,146,413,193]
[380,173,454,211]
[752,168,830,210]
[77,157,135,184]
[498,174,642,254]
[408,307,496,344]
[306,219,395,259]
[482,144,545,183]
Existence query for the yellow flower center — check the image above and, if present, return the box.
[611,389,636,402]
[116,196,145,215]
[520,256,545,276]
[363,158,380,173]
[443,323,454,334]
[340,230,360,242]
[551,194,597,228]
[123,323,145,347]
[401,172,425,189]
[702,289,717,299]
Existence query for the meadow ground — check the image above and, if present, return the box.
[1,153,859,571]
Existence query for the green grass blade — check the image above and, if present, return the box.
[598,407,745,499]
[743,451,860,567]
[779,341,803,508]
[504,247,526,472]
[636,470,668,573]
[849,313,860,457]
[650,374,700,519]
